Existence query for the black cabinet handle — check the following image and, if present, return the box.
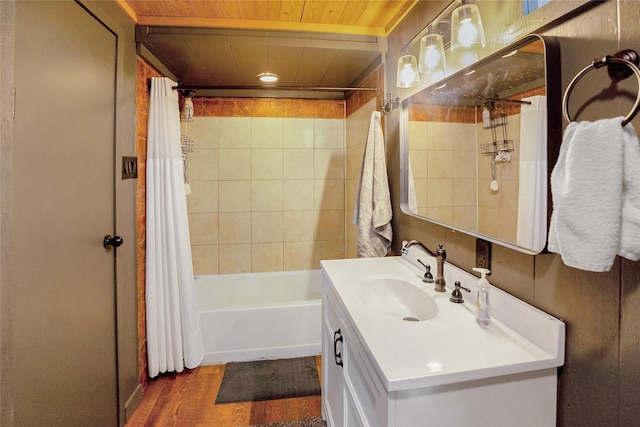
[333,329,343,367]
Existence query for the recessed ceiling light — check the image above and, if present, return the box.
[258,72,278,83]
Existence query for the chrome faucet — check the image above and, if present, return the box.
[402,240,447,292]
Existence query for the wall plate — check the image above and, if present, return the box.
[476,238,491,271]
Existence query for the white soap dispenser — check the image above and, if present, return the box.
[472,267,491,328]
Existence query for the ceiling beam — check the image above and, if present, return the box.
[136,26,385,52]
[135,16,388,37]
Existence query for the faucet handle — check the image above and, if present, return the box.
[449,281,470,304]
[417,259,435,283]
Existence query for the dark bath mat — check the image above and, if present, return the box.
[248,416,326,427]
[215,356,321,404]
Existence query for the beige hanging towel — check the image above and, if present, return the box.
[354,111,393,257]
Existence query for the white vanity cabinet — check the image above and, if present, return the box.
[320,255,565,427]
[323,285,389,427]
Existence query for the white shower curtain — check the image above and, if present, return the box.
[516,95,547,252]
[146,77,203,378]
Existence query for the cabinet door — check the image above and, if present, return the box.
[342,322,376,427]
[345,387,366,427]
[322,293,345,426]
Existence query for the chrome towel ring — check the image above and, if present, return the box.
[562,49,640,127]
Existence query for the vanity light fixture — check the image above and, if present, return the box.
[419,26,446,75]
[450,0,486,52]
[396,52,420,88]
[257,72,279,83]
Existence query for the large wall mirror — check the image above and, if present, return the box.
[399,34,561,254]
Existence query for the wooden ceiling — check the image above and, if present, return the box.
[117,0,419,36]
[120,1,422,98]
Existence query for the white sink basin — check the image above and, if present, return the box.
[357,275,438,321]
[321,254,565,392]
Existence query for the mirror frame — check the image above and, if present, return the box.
[399,34,562,255]
[508,0,602,41]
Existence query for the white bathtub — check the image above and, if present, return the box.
[195,269,323,365]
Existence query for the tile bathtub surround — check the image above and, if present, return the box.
[184,99,348,275]
[134,65,380,382]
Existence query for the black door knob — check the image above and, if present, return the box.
[103,235,123,248]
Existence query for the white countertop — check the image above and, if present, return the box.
[321,254,565,392]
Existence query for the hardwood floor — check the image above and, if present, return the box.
[126,356,323,427]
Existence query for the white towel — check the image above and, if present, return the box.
[619,121,640,261]
[354,111,393,257]
[548,117,640,271]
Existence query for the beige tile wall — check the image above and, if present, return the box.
[184,114,346,274]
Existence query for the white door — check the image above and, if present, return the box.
[12,1,119,424]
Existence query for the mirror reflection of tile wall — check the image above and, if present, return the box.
[476,112,521,242]
[183,98,346,274]
[407,103,523,242]
[407,105,478,230]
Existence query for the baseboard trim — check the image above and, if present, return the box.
[124,383,144,424]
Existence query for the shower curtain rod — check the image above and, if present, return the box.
[171,85,378,92]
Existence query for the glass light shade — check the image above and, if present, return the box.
[450,4,486,52]
[419,33,446,73]
[396,54,420,88]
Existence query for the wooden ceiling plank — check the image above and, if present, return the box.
[191,0,241,18]
[237,0,270,20]
[277,0,306,22]
[353,0,416,29]
[123,0,420,36]
[337,0,370,26]
[150,0,198,18]
[121,0,156,16]
[301,0,349,25]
